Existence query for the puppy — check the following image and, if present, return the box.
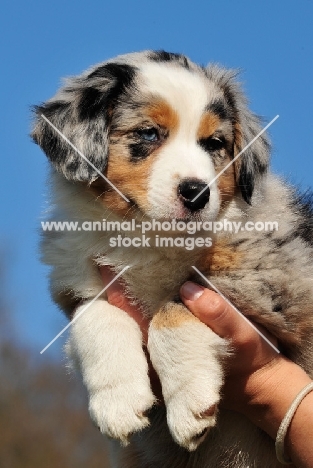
[32,50,313,467]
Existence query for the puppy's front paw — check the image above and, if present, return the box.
[89,382,156,445]
[148,308,228,451]
[67,299,157,445]
[166,386,219,451]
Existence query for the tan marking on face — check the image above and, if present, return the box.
[146,99,179,133]
[216,162,236,206]
[89,137,159,217]
[233,120,243,182]
[89,100,179,216]
[151,302,199,329]
[197,112,236,206]
[197,113,221,139]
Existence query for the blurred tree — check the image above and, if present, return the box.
[0,262,112,468]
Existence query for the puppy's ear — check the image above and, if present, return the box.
[233,111,270,205]
[31,63,135,182]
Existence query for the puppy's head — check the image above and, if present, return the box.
[32,50,270,221]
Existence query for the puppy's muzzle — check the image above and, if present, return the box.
[178,179,210,212]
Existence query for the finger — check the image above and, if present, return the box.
[100,266,128,308]
[180,281,254,343]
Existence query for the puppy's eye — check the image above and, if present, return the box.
[136,127,159,142]
[199,136,225,152]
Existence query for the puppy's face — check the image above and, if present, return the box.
[32,51,270,222]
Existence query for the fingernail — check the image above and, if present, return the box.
[180,282,205,301]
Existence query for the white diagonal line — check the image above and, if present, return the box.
[40,265,131,354]
[41,114,130,203]
[192,114,279,202]
[191,266,280,354]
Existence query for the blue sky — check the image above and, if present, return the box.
[1,0,313,358]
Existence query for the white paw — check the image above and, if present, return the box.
[89,382,156,445]
[67,299,157,445]
[148,317,228,451]
[166,386,219,451]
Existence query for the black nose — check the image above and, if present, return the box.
[178,179,210,211]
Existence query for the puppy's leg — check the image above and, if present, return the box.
[66,299,155,445]
[148,302,228,451]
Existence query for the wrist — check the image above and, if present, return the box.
[241,356,312,440]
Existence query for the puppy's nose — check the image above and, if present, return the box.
[178,179,210,211]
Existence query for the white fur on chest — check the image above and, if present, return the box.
[44,172,206,312]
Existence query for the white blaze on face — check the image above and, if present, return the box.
[139,62,222,220]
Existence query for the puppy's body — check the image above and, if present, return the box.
[33,51,313,467]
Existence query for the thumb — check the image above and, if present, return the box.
[180,281,250,342]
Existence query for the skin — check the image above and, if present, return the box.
[100,268,313,468]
